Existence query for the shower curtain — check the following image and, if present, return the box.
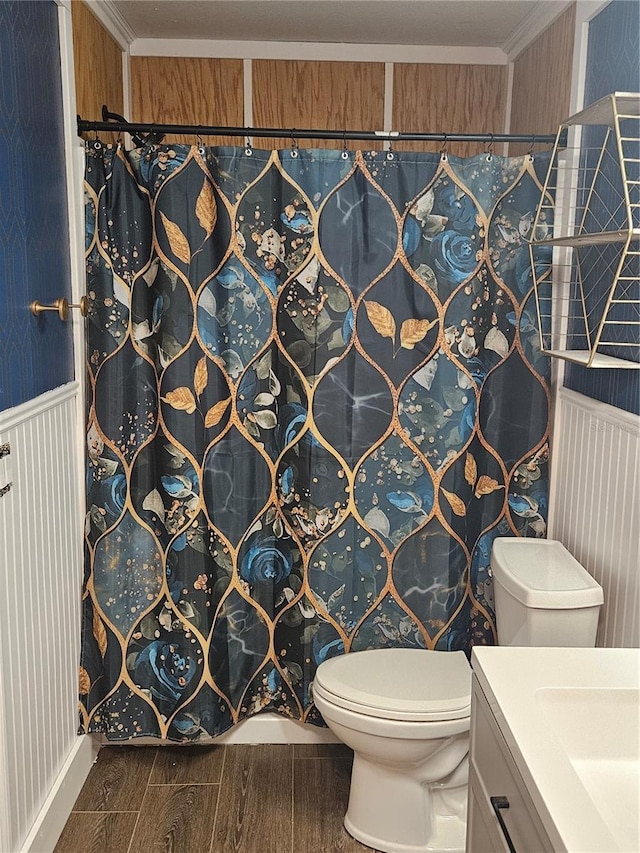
[79,143,551,740]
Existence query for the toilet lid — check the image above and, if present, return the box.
[313,649,471,722]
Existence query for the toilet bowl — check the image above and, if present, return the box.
[313,648,472,853]
[312,538,604,853]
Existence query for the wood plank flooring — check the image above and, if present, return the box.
[54,743,382,853]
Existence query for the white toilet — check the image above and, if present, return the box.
[312,538,604,853]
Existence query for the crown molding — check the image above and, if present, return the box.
[129,38,507,65]
[83,0,136,50]
[502,0,573,60]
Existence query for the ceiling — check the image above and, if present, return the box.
[112,0,547,47]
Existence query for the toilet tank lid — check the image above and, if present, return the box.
[492,538,604,608]
[313,649,471,721]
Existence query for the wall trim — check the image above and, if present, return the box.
[383,62,394,150]
[122,48,132,138]
[129,38,507,65]
[57,3,87,452]
[243,58,253,129]
[568,0,611,117]
[0,382,80,433]
[502,0,573,60]
[556,387,640,432]
[102,714,339,747]
[503,59,514,154]
[20,736,100,853]
[83,0,135,49]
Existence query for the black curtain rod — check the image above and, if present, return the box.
[77,117,558,146]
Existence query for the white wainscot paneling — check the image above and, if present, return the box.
[0,383,97,853]
[550,387,640,648]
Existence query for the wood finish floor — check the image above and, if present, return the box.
[54,743,382,853]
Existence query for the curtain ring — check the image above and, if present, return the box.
[290,129,299,158]
[245,135,253,157]
[486,134,494,161]
[341,130,349,160]
[440,134,448,162]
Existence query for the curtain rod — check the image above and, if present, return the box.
[76,116,559,146]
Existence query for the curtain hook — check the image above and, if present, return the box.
[527,135,535,162]
[440,133,448,162]
[341,130,349,160]
[486,133,494,161]
[245,135,253,157]
[386,140,394,161]
[290,129,299,158]
[196,130,206,156]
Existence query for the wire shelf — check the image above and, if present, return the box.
[530,93,640,368]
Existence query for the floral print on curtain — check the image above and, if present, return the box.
[79,144,551,740]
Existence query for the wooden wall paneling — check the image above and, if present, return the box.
[129,56,244,146]
[509,3,576,154]
[392,64,507,157]
[71,0,123,143]
[252,60,386,150]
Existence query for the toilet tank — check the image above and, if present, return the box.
[491,539,604,647]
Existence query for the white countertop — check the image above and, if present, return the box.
[471,647,640,853]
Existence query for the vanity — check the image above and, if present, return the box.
[467,647,640,852]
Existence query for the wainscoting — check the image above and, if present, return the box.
[550,387,640,648]
[0,383,91,853]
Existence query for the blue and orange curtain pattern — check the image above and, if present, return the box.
[79,143,551,740]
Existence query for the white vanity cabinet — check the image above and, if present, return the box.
[466,647,639,853]
[466,676,554,853]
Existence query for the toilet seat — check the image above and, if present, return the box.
[313,648,471,722]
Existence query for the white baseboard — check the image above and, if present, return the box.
[213,714,339,745]
[21,736,100,853]
[105,713,340,747]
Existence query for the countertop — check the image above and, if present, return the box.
[471,646,640,853]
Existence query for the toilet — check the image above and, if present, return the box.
[312,538,604,853]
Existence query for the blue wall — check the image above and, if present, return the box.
[564,0,640,414]
[0,1,73,412]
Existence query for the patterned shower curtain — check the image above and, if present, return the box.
[79,143,551,740]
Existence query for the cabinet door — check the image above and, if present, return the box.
[469,680,555,852]
[467,767,511,853]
